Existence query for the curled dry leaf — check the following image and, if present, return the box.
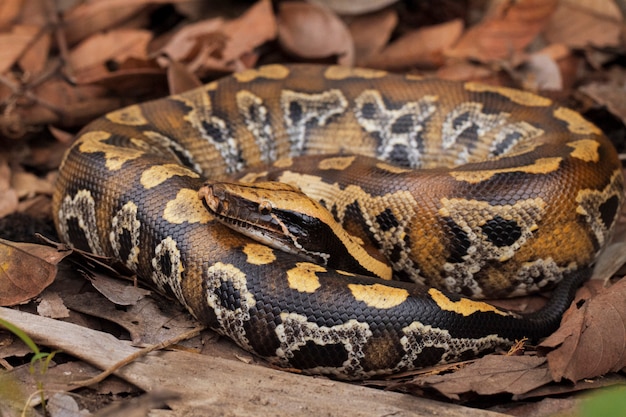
[545,0,623,48]
[0,24,39,73]
[365,19,463,70]
[62,1,148,45]
[159,0,276,75]
[541,278,626,383]
[0,239,70,306]
[278,1,354,66]
[410,355,552,400]
[0,160,18,218]
[219,0,276,67]
[349,8,398,66]
[446,0,559,62]
[309,0,399,15]
[0,0,23,28]
[580,80,626,127]
[68,28,152,83]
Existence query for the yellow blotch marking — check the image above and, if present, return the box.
[428,288,510,317]
[405,74,424,81]
[78,131,146,171]
[375,162,412,174]
[233,65,290,82]
[318,155,355,170]
[105,105,148,126]
[568,139,600,162]
[324,66,387,80]
[140,164,200,189]
[286,262,325,293]
[553,107,602,135]
[450,157,562,184]
[273,158,293,168]
[243,243,276,265]
[465,82,552,107]
[348,283,409,309]
[163,188,213,224]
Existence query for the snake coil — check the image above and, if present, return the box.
[53,65,623,379]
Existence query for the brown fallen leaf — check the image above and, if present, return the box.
[446,0,559,62]
[545,0,623,48]
[348,8,398,66]
[541,278,626,383]
[365,19,463,70]
[408,355,552,400]
[580,79,626,127]
[62,1,148,45]
[0,238,70,306]
[159,0,276,75]
[0,159,18,219]
[219,0,276,68]
[68,28,152,83]
[0,0,23,28]
[310,0,399,15]
[277,1,354,66]
[0,24,39,73]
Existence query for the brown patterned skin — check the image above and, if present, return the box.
[53,64,623,379]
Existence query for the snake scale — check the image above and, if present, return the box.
[53,65,623,379]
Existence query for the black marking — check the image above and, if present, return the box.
[159,251,173,277]
[599,195,619,229]
[289,101,303,124]
[445,218,470,263]
[410,344,446,369]
[216,279,242,311]
[360,102,377,119]
[117,229,133,264]
[493,131,522,156]
[388,144,412,167]
[201,120,227,143]
[375,208,399,232]
[288,341,349,370]
[66,217,91,252]
[481,216,522,248]
[390,114,414,134]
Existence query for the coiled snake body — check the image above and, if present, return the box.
[53,65,623,379]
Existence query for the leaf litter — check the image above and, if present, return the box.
[1,0,626,415]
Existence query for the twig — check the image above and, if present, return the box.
[70,326,205,388]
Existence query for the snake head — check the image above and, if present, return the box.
[198,181,392,280]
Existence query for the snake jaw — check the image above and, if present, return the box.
[199,182,329,264]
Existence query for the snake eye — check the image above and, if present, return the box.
[259,200,272,215]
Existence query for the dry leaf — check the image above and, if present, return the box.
[37,291,70,319]
[62,1,148,45]
[0,239,70,306]
[580,80,626,127]
[411,355,552,399]
[0,159,18,218]
[541,278,626,383]
[159,0,275,75]
[278,1,354,66]
[309,0,399,15]
[68,28,152,83]
[365,19,463,70]
[349,8,397,65]
[219,0,276,66]
[520,52,562,91]
[0,0,23,29]
[166,58,202,95]
[545,0,623,48]
[0,24,39,73]
[446,0,559,62]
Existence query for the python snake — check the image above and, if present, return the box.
[53,64,623,379]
